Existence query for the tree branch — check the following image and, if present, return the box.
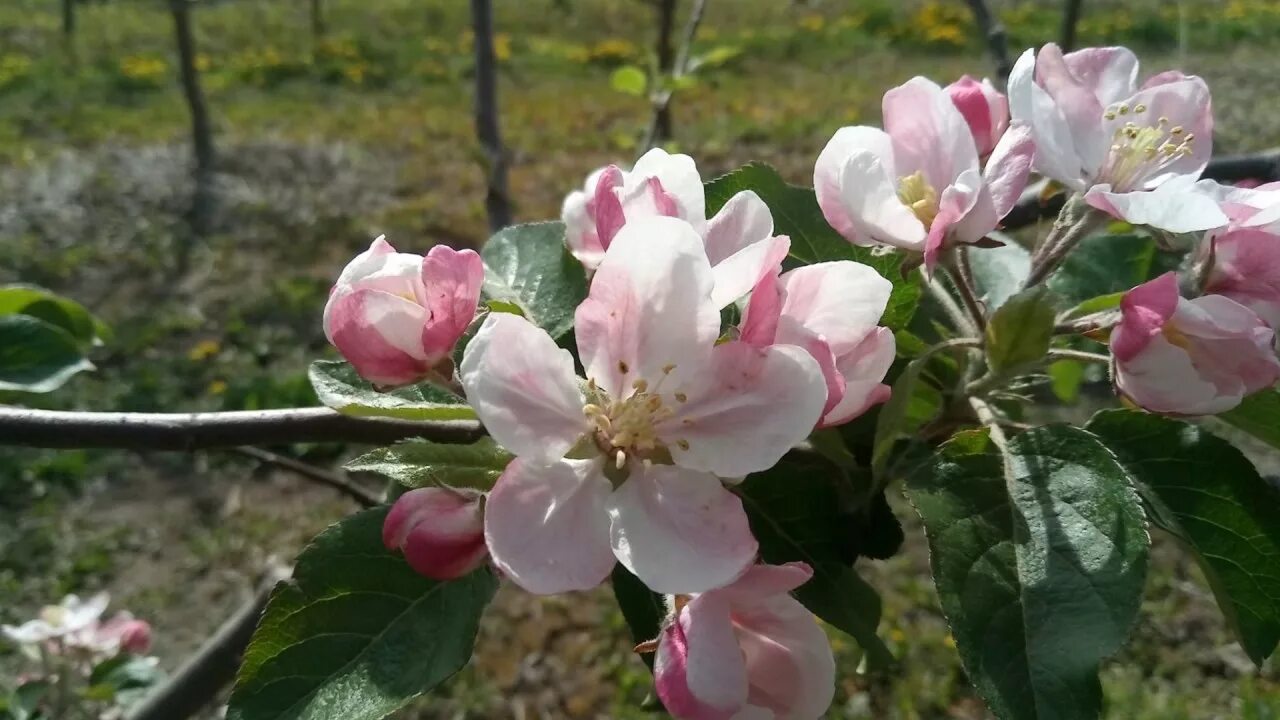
[641,0,709,152]
[1059,0,1085,52]
[1002,149,1280,231]
[125,568,289,720]
[230,446,379,507]
[962,0,1013,85]
[470,0,511,233]
[0,406,482,451]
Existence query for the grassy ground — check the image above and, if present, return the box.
[2,0,1280,717]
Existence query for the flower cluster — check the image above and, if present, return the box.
[318,42,1280,718]
[3,594,157,717]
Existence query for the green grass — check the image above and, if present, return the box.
[1,0,1279,716]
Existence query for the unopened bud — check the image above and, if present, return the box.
[383,488,488,581]
[945,75,1009,157]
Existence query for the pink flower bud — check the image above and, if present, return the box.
[1202,228,1280,329]
[946,75,1009,157]
[1112,273,1280,415]
[323,238,483,388]
[118,619,152,654]
[383,488,488,581]
[654,562,835,720]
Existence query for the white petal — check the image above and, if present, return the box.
[459,313,588,462]
[711,235,791,310]
[1084,180,1228,233]
[836,151,927,251]
[483,458,615,594]
[883,76,980,191]
[814,126,897,244]
[575,216,719,396]
[704,190,775,265]
[775,262,892,355]
[607,465,757,594]
[630,148,707,234]
[661,341,827,478]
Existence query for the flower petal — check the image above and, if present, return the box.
[483,458,615,594]
[575,216,719,396]
[1112,272,1180,362]
[420,245,484,360]
[736,595,836,720]
[459,313,588,462]
[661,341,827,477]
[1115,333,1231,415]
[326,288,432,386]
[710,235,791,310]
[630,148,707,234]
[1008,48,1090,190]
[982,122,1037,218]
[607,465,757,594]
[704,190,775,266]
[814,126,897,243]
[1084,178,1227,233]
[775,261,892,356]
[1062,45,1140,106]
[655,595,746,720]
[883,77,980,191]
[836,151,928,251]
[821,327,896,427]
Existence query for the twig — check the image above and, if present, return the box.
[1046,348,1110,364]
[969,396,1009,450]
[125,567,289,720]
[924,269,979,336]
[641,0,709,152]
[0,406,483,450]
[230,446,379,507]
[961,0,1013,85]
[470,0,511,233]
[946,250,987,331]
[1059,0,1085,52]
[1001,149,1280,231]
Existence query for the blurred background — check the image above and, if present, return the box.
[1,0,1279,717]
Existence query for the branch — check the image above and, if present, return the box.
[962,0,1013,85]
[0,406,483,450]
[641,0,709,152]
[1002,149,1280,231]
[230,446,379,507]
[470,0,511,233]
[1059,0,1085,52]
[125,567,288,720]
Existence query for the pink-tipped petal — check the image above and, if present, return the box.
[735,594,836,719]
[775,262,893,356]
[459,313,588,463]
[607,465,757,594]
[483,458,615,595]
[655,596,745,720]
[326,289,432,387]
[1085,178,1228,233]
[630,148,707,234]
[575,216,719,396]
[983,122,1037,218]
[385,487,488,581]
[883,77,980,192]
[946,75,1008,157]
[1112,272,1180,362]
[1061,45,1140,105]
[820,327,896,427]
[740,268,783,348]
[420,246,485,360]
[593,165,627,249]
[661,341,826,478]
[1007,49,1091,189]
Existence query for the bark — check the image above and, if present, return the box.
[470,0,512,234]
[170,0,215,239]
[962,0,1013,86]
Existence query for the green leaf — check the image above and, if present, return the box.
[0,315,95,393]
[7,681,49,720]
[345,438,512,490]
[609,65,647,96]
[906,426,1149,720]
[308,360,476,421]
[871,356,941,479]
[1087,409,1280,665]
[1047,359,1084,404]
[481,221,588,340]
[966,240,1031,311]
[0,284,106,348]
[985,287,1056,375]
[1047,233,1179,308]
[227,508,499,720]
[703,163,920,329]
[1219,388,1280,452]
[739,457,894,667]
[1061,292,1124,319]
[611,564,666,670]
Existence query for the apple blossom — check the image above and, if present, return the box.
[946,75,1009,158]
[1007,44,1226,233]
[1192,179,1280,233]
[323,237,483,388]
[75,613,153,656]
[741,261,896,428]
[383,487,489,581]
[653,562,835,720]
[561,148,790,307]
[460,216,826,595]
[2,592,109,647]
[1200,227,1280,329]
[1111,272,1280,415]
[815,76,1035,269]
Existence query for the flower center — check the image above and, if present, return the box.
[1097,103,1196,192]
[1162,323,1192,351]
[582,367,689,469]
[897,170,939,227]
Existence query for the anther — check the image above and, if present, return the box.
[676,439,690,451]
[674,392,688,403]
[662,364,676,374]
[632,379,648,393]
